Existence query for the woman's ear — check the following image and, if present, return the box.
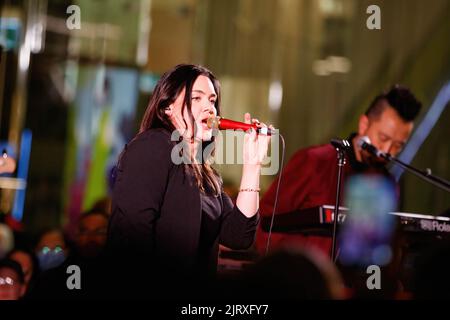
[164,105,173,117]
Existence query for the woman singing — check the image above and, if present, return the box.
[107,64,271,281]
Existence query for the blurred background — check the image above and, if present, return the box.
[0,0,449,237]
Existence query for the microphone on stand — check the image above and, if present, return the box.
[357,136,389,159]
[329,138,350,262]
[206,116,276,135]
[357,136,450,193]
[330,139,351,151]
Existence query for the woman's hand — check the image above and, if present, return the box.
[236,113,272,217]
[242,113,272,166]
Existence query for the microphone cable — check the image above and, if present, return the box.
[264,133,286,256]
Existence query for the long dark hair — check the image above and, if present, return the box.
[139,64,222,195]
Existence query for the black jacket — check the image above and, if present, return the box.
[107,128,259,276]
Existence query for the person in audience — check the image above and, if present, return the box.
[7,248,39,296]
[0,258,26,300]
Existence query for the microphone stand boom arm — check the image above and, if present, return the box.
[382,153,450,193]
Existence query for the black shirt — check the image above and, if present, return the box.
[198,185,222,274]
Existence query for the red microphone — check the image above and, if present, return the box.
[206,116,276,135]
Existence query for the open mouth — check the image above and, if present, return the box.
[200,118,211,129]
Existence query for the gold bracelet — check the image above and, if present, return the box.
[239,188,260,192]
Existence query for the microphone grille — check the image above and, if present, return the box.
[357,135,371,149]
[206,116,220,129]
